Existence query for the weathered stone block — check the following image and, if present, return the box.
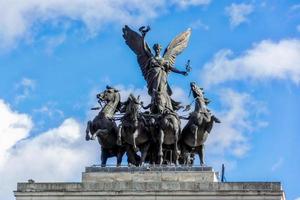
[15,166,286,200]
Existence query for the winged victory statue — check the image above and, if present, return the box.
[85,25,220,167]
[122,25,191,113]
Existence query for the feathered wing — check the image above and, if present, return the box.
[122,25,152,81]
[163,28,191,67]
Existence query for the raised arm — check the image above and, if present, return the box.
[139,26,152,58]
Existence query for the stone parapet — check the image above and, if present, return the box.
[15,166,286,200]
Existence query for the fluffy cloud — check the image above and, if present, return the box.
[0,100,33,167]
[14,78,36,103]
[207,89,258,158]
[201,39,300,87]
[173,0,211,8]
[190,19,209,31]
[225,3,254,28]
[0,0,211,50]
[0,99,98,200]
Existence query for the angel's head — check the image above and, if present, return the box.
[153,43,162,56]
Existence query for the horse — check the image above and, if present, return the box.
[85,86,125,167]
[150,90,181,165]
[118,94,152,166]
[180,82,220,166]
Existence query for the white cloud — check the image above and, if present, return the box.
[116,85,151,104]
[189,19,209,31]
[0,118,98,200]
[0,98,98,200]
[201,39,300,87]
[44,34,66,55]
[225,3,254,28]
[173,0,211,8]
[0,0,211,50]
[14,78,36,103]
[0,100,33,167]
[206,89,253,157]
[33,101,64,119]
[271,157,284,171]
[294,197,300,200]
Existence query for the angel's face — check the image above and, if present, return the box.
[155,47,161,55]
[153,44,161,56]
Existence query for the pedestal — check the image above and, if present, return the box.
[15,166,285,200]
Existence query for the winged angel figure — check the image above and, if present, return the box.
[122,25,191,112]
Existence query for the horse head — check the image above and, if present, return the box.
[190,82,209,111]
[97,85,119,102]
[123,93,140,121]
[96,86,121,118]
[190,82,204,100]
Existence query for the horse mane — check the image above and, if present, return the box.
[113,92,121,113]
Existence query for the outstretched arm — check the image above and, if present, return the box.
[170,66,188,76]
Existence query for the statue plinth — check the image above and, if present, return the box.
[15,166,285,200]
[83,166,218,184]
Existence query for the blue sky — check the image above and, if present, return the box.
[0,0,299,199]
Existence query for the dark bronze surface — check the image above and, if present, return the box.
[85,26,220,167]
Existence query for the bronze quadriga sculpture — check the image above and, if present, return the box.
[85,26,220,167]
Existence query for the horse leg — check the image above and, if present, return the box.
[132,130,139,152]
[158,129,164,165]
[117,124,122,146]
[191,124,198,147]
[126,145,137,166]
[181,144,188,165]
[116,150,123,167]
[199,145,205,166]
[174,128,180,166]
[101,148,108,167]
[140,143,150,166]
[212,115,221,123]
[94,128,109,138]
[85,121,91,141]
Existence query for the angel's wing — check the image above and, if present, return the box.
[122,25,152,80]
[163,28,191,67]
